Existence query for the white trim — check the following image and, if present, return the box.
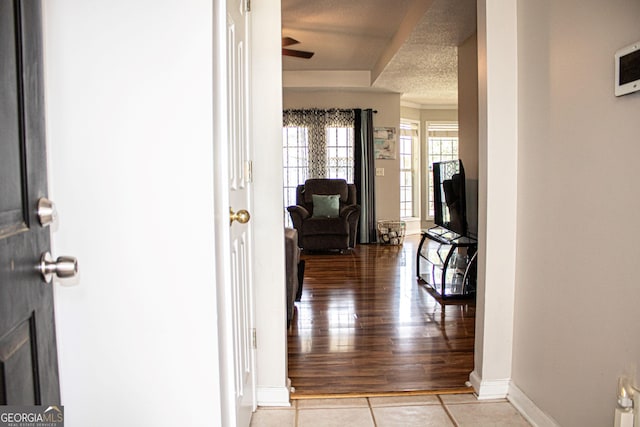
[400,119,421,220]
[469,370,509,400]
[508,383,561,427]
[256,386,292,407]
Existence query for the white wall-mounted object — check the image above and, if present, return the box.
[615,407,634,427]
[615,40,640,96]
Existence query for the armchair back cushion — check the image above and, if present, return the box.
[302,179,350,204]
[311,194,340,218]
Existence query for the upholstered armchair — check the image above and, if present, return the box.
[287,179,360,251]
[284,228,300,325]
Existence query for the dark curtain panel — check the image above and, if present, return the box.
[354,109,376,243]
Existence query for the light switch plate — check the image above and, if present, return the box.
[376,167,385,176]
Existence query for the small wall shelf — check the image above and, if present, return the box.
[416,226,477,299]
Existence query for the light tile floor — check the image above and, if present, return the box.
[250,394,532,427]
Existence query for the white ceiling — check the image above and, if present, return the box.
[281,0,477,107]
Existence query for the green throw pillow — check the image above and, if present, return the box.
[312,194,340,218]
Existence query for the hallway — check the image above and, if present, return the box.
[264,236,532,425]
[287,235,475,395]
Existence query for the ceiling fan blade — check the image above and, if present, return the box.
[282,37,300,47]
[282,48,314,59]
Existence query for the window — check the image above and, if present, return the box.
[282,126,309,218]
[325,127,354,182]
[399,121,420,218]
[427,123,459,217]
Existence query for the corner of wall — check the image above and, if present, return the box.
[251,0,289,396]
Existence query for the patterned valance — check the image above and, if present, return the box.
[283,109,355,178]
[283,108,354,127]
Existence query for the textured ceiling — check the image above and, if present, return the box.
[281,0,477,107]
[281,0,413,70]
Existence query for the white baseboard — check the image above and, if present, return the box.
[469,372,560,426]
[508,383,560,427]
[469,370,510,399]
[256,385,291,407]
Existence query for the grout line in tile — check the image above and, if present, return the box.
[367,397,379,427]
[251,393,533,427]
[438,394,460,427]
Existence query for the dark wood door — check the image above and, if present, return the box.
[0,0,60,405]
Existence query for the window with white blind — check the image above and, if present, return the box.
[427,122,459,217]
[325,127,354,182]
[399,121,420,219]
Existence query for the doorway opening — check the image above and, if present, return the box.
[286,236,475,396]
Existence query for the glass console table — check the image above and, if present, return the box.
[416,226,477,299]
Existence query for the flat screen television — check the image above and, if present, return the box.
[433,160,468,236]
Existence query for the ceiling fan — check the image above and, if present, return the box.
[282,36,314,59]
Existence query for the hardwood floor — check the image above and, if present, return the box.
[287,234,475,397]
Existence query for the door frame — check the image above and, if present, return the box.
[244,0,290,408]
[244,0,519,408]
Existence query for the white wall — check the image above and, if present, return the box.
[458,33,479,182]
[400,105,421,121]
[458,32,479,181]
[471,0,519,400]
[284,90,401,222]
[44,1,222,425]
[251,0,290,406]
[458,33,479,237]
[513,0,640,425]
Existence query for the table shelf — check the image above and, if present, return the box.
[416,227,477,299]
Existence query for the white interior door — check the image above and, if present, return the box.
[227,0,256,421]
[215,0,256,425]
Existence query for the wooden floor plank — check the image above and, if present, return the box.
[287,234,475,396]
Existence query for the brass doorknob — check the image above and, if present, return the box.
[229,207,251,225]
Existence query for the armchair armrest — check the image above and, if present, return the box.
[339,204,360,219]
[341,204,361,248]
[287,205,310,230]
